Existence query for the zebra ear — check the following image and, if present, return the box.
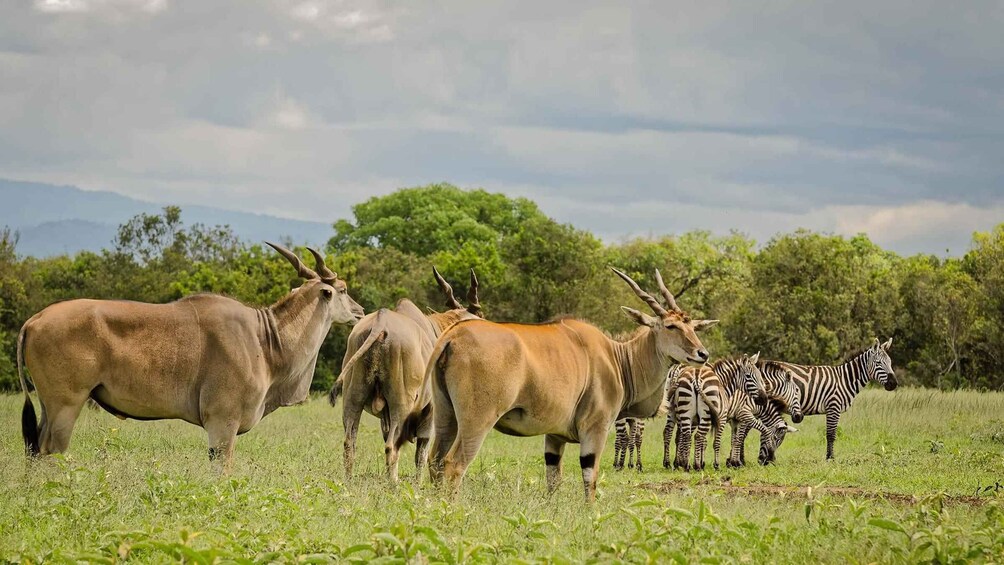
[750,351,760,364]
[872,337,881,349]
[881,337,893,351]
[786,425,799,433]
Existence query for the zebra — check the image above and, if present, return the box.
[726,361,804,467]
[775,338,897,460]
[756,404,800,465]
[668,353,768,471]
[613,418,645,471]
[613,368,676,471]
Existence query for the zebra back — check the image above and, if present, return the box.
[711,356,765,420]
[775,346,887,415]
[674,366,721,426]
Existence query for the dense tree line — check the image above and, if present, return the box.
[1,183,1002,392]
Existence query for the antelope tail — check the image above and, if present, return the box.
[18,324,39,457]
[425,338,452,404]
[328,326,387,407]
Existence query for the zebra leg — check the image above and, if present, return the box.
[736,424,751,467]
[826,409,840,460]
[626,419,636,469]
[674,421,692,471]
[735,411,770,467]
[693,420,710,471]
[613,420,627,470]
[726,421,742,468]
[712,418,723,470]
[662,419,674,469]
[634,420,645,472]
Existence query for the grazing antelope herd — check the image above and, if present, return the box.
[16,243,898,501]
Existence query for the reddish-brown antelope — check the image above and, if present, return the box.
[331,267,483,481]
[427,268,716,502]
[18,243,363,469]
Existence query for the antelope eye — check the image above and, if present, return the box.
[321,288,333,299]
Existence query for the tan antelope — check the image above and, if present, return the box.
[331,267,483,481]
[427,268,717,502]
[18,243,364,469]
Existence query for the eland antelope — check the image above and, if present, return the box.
[18,243,363,469]
[426,268,716,501]
[331,267,483,481]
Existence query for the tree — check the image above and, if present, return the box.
[329,183,543,258]
[963,224,1004,388]
[0,228,27,389]
[727,231,900,365]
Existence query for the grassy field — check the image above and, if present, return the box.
[2,386,1004,563]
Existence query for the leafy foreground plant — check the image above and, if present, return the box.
[9,488,1003,564]
[3,391,1004,563]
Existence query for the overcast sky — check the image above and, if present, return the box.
[2,0,1002,255]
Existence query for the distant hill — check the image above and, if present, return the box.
[0,179,333,257]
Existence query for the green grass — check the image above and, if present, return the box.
[2,386,1004,563]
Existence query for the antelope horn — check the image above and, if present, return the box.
[466,269,481,310]
[307,247,338,284]
[610,267,668,316]
[267,241,319,280]
[653,269,681,312]
[432,266,463,310]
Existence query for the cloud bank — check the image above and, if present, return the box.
[1,0,1001,255]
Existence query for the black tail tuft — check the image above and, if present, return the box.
[22,396,39,457]
[328,379,343,407]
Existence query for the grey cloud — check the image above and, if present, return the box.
[0,0,1001,254]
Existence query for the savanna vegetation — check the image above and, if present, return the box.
[2,389,1003,562]
[3,184,1004,562]
[2,183,1003,392]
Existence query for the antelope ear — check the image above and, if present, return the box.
[881,337,893,351]
[693,319,719,331]
[621,306,658,327]
[750,351,760,364]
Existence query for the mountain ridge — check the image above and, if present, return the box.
[0,179,334,257]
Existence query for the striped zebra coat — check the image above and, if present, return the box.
[612,369,675,471]
[756,401,800,465]
[613,418,645,471]
[668,354,768,471]
[727,362,803,466]
[776,338,897,459]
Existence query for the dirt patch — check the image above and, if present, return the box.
[639,478,990,506]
